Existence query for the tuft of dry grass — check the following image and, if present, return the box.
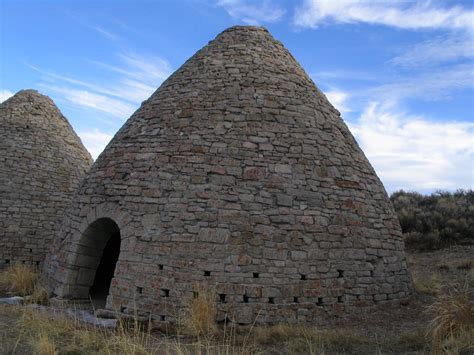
[411,272,442,295]
[252,323,298,345]
[438,258,473,271]
[10,305,255,354]
[28,286,50,305]
[181,284,218,338]
[0,264,39,296]
[17,305,154,354]
[380,329,428,353]
[427,281,474,352]
[252,324,365,353]
[32,333,56,355]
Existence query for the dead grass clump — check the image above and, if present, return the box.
[318,328,366,352]
[18,306,157,354]
[27,287,50,305]
[19,309,103,354]
[252,323,300,344]
[253,324,364,353]
[412,272,442,295]
[252,324,322,354]
[427,281,473,352]
[386,329,427,352]
[107,312,157,355]
[438,259,473,271]
[181,284,218,338]
[441,328,474,354]
[32,333,56,355]
[1,264,39,296]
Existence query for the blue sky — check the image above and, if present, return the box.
[1,0,473,193]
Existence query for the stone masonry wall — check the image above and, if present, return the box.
[0,90,93,267]
[42,26,412,325]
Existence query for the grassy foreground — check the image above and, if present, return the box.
[1,247,473,354]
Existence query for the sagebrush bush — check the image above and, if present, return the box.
[390,190,474,250]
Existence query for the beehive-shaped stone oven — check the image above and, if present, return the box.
[42,26,412,324]
[0,90,93,268]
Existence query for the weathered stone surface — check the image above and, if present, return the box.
[41,26,412,325]
[0,90,92,268]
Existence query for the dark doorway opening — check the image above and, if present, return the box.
[89,229,121,308]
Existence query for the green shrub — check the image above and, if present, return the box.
[391,190,473,251]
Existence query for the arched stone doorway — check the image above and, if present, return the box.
[72,218,121,308]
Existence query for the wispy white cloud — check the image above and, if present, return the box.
[87,24,120,41]
[41,85,136,119]
[294,0,474,32]
[92,53,171,84]
[65,11,123,42]
[28,64,134,102]
[315,69,376,81]
[370,63,474,102]
[217,0,285,25]
[391,34,474,67]
[349,102,474,192]
[324,89,351,113]
[290,1,474,193]
[29,52,171,119]
[78,129,114,160]
[0,89,14,103]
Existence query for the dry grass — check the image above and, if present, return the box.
[411,271,443,295]
[16,305,156,354]
[28,287,50,305]
[379,329,428,353]
[7,304,254,354]
[427,281,474,353]
[18,307,94,352]
[180,284,218,338]
[438,258,474,271]
[32,333,56,355]
[252,324,365,353]
[0,264,39,296]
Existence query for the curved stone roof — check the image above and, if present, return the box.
[0,89,93,267]
[43,27,411,324]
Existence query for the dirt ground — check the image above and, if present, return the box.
[1,245,472,354]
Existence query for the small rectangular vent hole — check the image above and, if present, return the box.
[219,294,226,303]
[317,297,323,306]
[337,296,343,303]
[160,289,170,297]
[243,295,249,303]
[120,306,126,313]
[253,272,259,278]
[5,259,10,264]
[300,274,307,280]
[294,297,299,303]
[159,315,166,321]
[158,264,163,270]
[337,270,344,278]
[136,286,143,294]
[204,271,211,277]
[268,297,275,304]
